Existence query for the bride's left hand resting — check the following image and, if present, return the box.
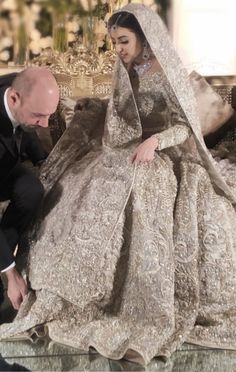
[131,136,159,164]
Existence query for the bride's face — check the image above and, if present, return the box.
[110,26,143,64]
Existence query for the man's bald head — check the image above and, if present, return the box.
[8,67,60,129]
[12,67,59,99]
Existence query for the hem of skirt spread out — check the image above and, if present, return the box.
[186,338,236,351]
[47,326,148,365]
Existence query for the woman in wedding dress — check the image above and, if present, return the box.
[1,3,236,365]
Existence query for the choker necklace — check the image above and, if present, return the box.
[133,59,153,76]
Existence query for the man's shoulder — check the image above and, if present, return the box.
[0,88,6,118]
[0,73,19,116]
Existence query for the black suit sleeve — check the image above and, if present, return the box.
[21,131,48,165]
[0,229,14,271]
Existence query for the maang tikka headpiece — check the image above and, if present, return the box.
[109,13,122,32]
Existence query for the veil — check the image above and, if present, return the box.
[104,3,236,204]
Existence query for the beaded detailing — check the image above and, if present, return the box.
[133,59,153,76]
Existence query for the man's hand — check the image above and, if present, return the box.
[131,136,159,164]
[5,268,28,310]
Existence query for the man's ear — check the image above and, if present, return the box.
[8,88,21,108]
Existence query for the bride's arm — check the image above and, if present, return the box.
[152,83,192,150]
[152,125,191,151]
[131,89,192,163]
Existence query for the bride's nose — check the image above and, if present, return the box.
[115,44,123,54]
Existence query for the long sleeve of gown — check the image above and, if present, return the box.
[153,83,192,151]
[154,125,191,151]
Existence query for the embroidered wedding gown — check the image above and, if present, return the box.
[1,4,236,365]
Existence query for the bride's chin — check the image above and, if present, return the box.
[120,57,130,64]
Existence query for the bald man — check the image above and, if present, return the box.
[0,67,59,311]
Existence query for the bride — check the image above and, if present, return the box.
[1,3,236,365]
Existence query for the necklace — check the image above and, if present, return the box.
[133,59,153,76]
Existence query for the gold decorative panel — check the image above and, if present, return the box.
[31,42,116,98]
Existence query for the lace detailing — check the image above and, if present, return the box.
[153,125,191,151]
[133,59,153,76]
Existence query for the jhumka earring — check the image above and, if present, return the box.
[142,40,150,60]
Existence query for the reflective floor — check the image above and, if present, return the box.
[1,297,236,371]
[2,341,236,372]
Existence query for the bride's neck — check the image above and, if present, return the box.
[133,56,145,65]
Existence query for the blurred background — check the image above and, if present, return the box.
[0,0,236,75]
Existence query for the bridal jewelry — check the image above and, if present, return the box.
[142,40,150,60]
[133,59,153,76]
[110,14,122,32]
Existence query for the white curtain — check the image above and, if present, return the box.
[169,0,236,75]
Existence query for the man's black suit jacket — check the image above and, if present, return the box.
[0,73,47,184]
[0,73,47,271]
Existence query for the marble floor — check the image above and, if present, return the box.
[1,297,236,371]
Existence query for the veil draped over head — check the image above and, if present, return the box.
[104,3,236,203]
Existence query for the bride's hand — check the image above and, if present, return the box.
[131,136,159,163]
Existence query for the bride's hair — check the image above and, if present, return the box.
[108,11,146,41]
